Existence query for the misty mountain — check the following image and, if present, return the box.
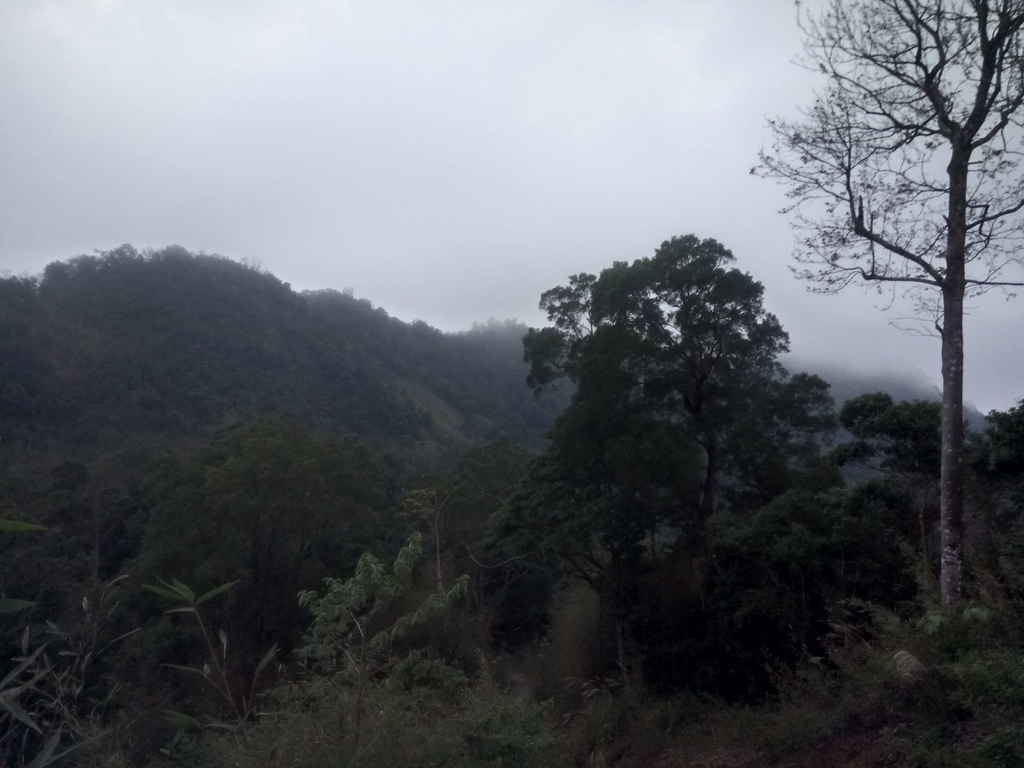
[3,244,987,483]
[0,245,569,468]
[787,358,988,430]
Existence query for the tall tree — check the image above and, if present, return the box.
[507,237,836,688]
[759,0,1024,606]
[523,236,833,539]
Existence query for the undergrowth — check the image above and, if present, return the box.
[172,675,559,768]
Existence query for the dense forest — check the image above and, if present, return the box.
[0,244,574,461]
[2,242,1024,767]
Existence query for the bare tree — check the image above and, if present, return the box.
[759,0,1024,607]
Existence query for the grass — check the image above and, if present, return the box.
[164,673,559,768]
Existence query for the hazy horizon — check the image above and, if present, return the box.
[3,1,1022,412]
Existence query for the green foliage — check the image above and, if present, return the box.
[136,422,401,672]
[831,393,943,563]
[5,242,1024,766]
[384,649,468,692]
[942,650,1024,713]
[399,439,548,654]
[194,677,558,768]
[463,694,555,767]
[983,401,1024,476]
[142,576,276,749]
[977,726,1024,768]
[0,247,567,460]
[711,480,916,606]
[298,533,469,673]
[0,576,135,768]
[0,517,45,615]
[833,394,942,476]
[977,400,1024,521]
[489,452,652,584]
[0,519,46,533]
[515,235,836,571]
[638,480,918,697]
[296,533,471,752]
[500,234,840,691]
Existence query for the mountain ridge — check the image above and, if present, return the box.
[0,245,569,471]
[1,245,984,478]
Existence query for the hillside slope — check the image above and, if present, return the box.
[0,245,567,467]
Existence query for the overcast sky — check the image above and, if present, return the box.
[2,0,1023,412]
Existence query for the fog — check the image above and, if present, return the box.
[2,0,1022,412]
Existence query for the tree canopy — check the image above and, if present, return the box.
[522,235,836,533]
[494,235,842,686]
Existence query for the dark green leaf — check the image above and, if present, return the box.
[0,518,45,533]
[0,599,36,614]
[195,581,237,606]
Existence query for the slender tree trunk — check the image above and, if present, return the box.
[939,151,968,609]
[939,283,965,608]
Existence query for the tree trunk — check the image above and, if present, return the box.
[939,283,965,608]
[939,150,969,609]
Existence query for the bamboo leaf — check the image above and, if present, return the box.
[0,599,35,614]
[196,581,237,606]
[205,719,238,732]
[162,710,203,730]
[162,663,205,676]
[0,644,46,690]
[27,726,61,768]
[255,644,278,678]
[4,665,50,698]
[0,518,46,533]
[170,579,196,603]
[0,692,42,733]
[142,583,190,602]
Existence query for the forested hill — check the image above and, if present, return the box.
[0,245,568,465]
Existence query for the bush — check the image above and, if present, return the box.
[196,677,559,768]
